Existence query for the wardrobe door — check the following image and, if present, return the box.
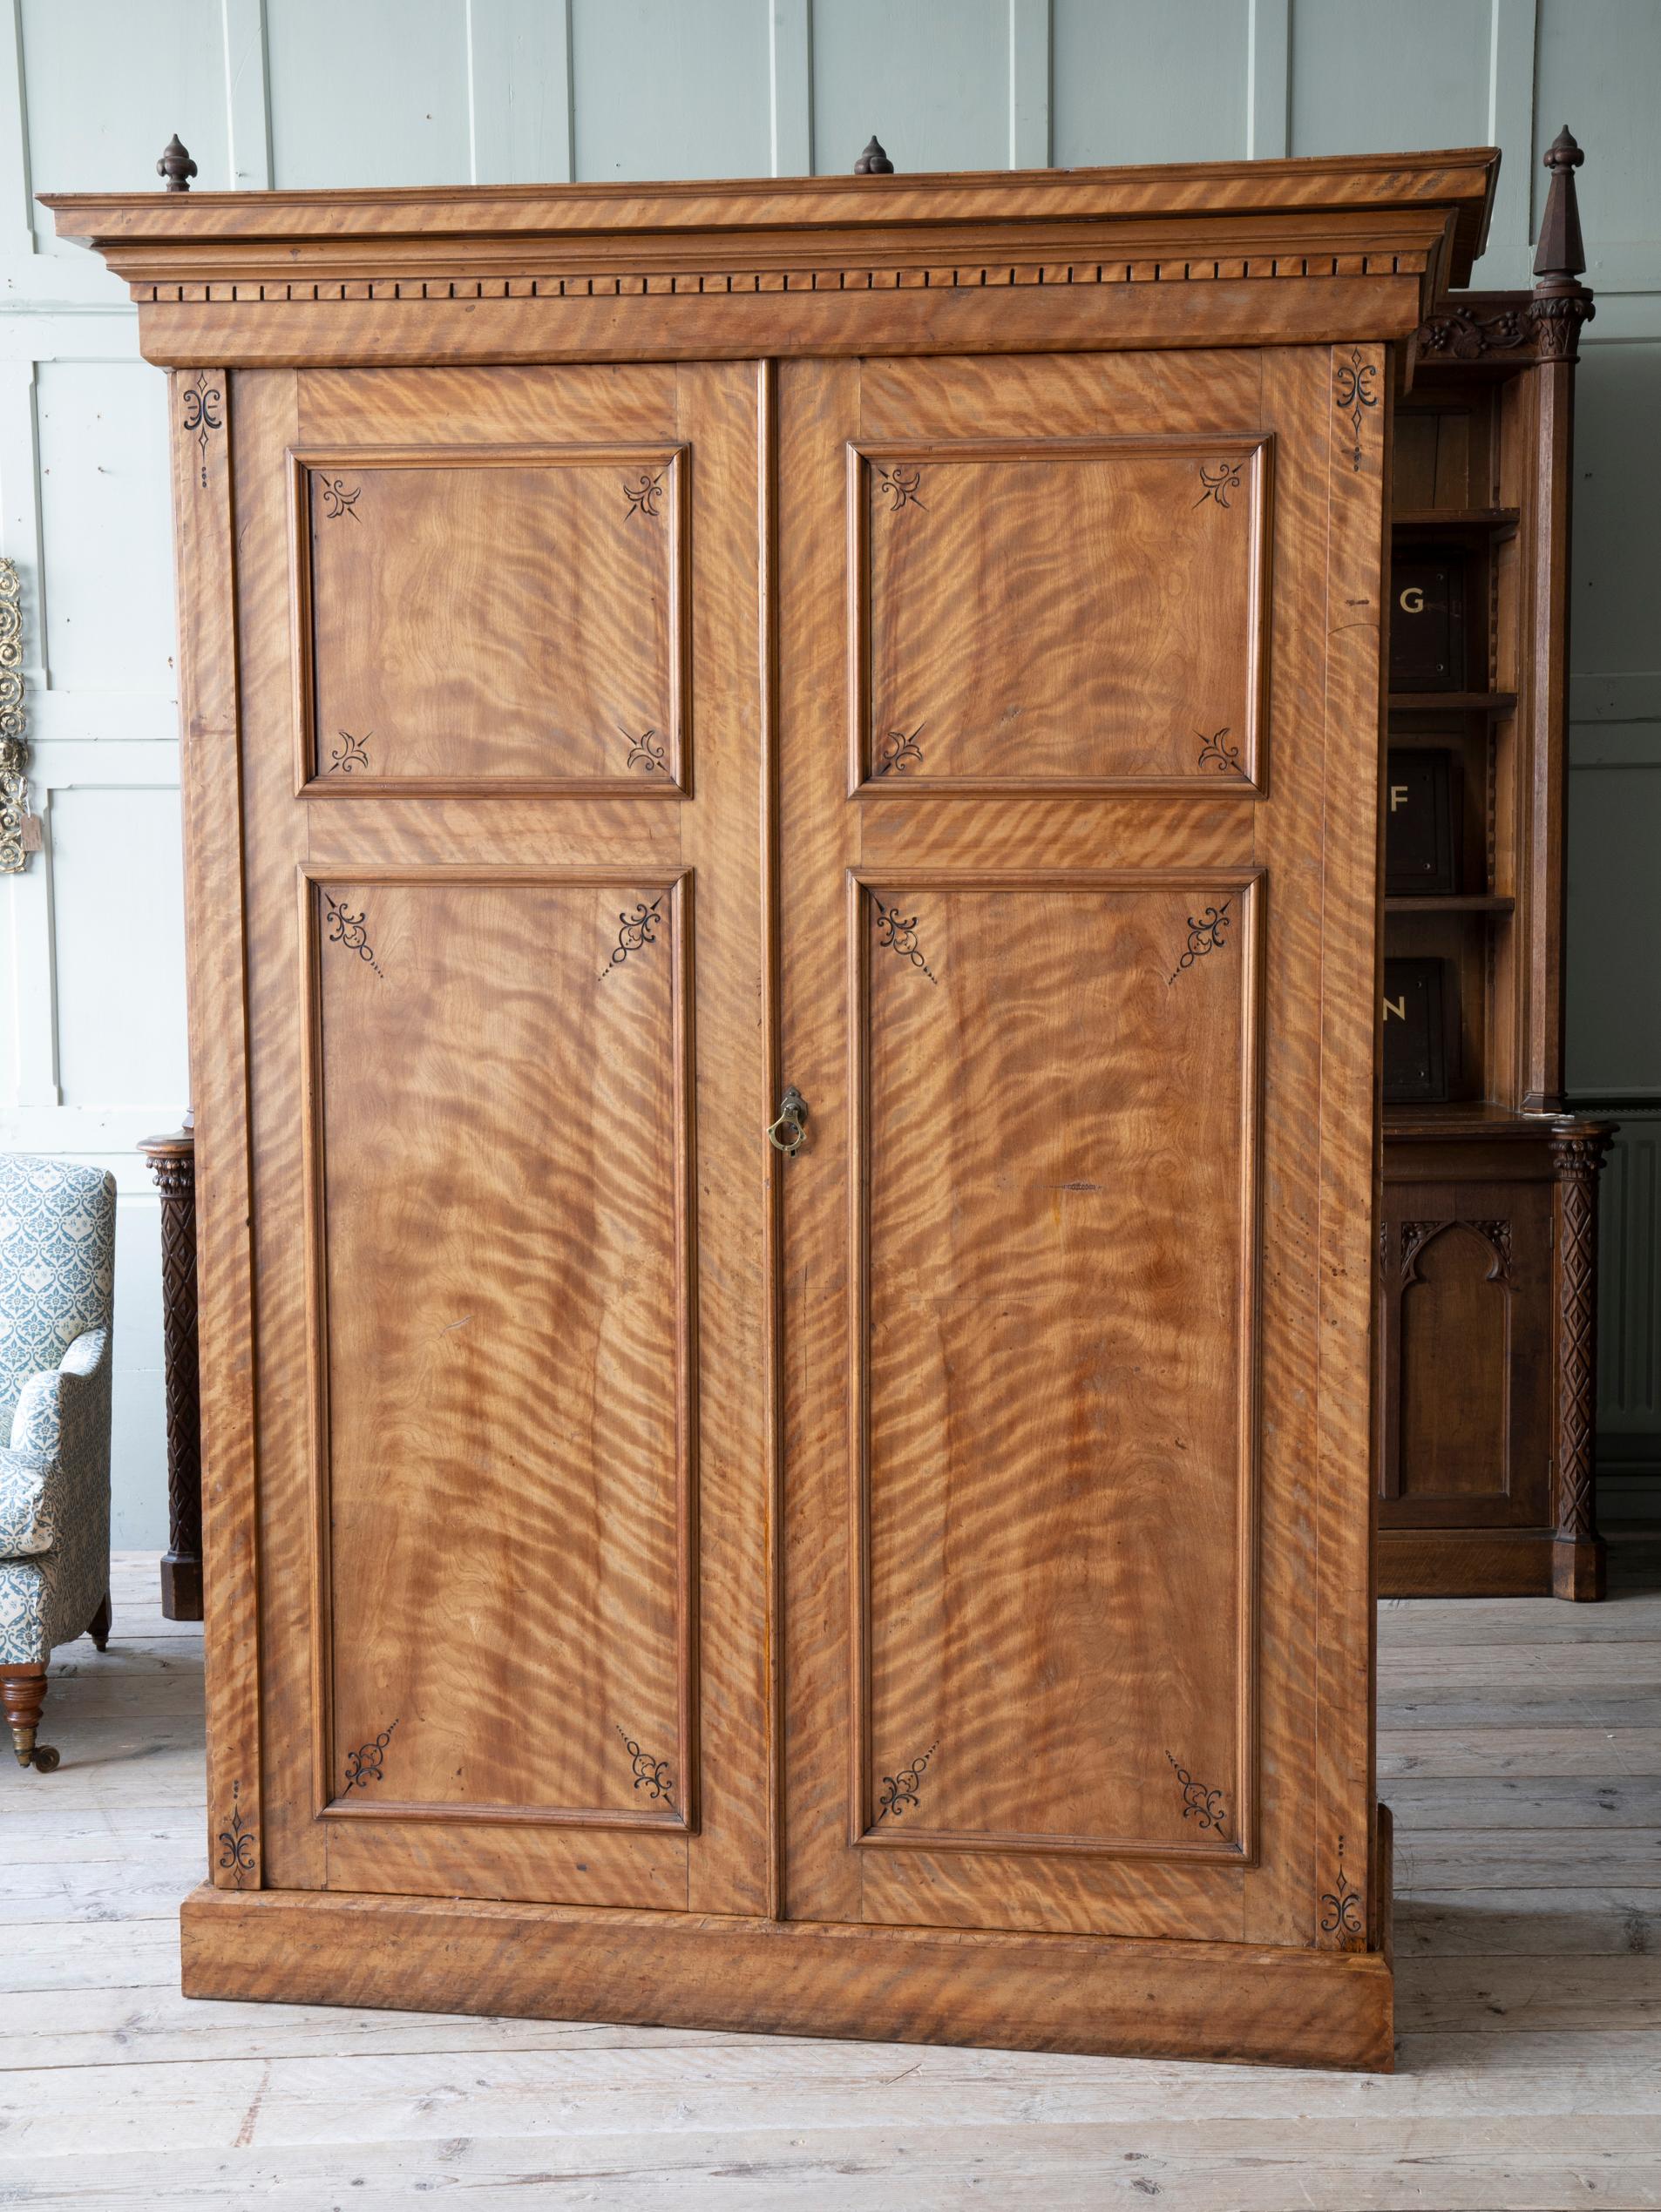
[234,361,773,1913]
[777,348,1385,1949]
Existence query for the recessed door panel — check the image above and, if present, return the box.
[851,436,1270,791]
[856,876,1258,1858]
[305,872,693,1829]
[295,445,687,793]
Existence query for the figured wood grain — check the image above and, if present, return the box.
[854,873,1259,1858]
[67,147,1501,2071]
[169,367,261,1896]
[294,443,688,795]
[852,436,1269,793]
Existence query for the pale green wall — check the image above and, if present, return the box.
[2,0,1658,1539]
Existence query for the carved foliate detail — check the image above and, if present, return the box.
[1166,1751,1229,1837]
[1319,1834,1365,1944]
[1334,347,1379,472]
[618,1727,675,1809]
[180,372,222,492]
[1551,1126,1613,1549]
[872,896,939,984]
[322,891,384,979]
[1167,898,1233,986]
[141,1134,201,1593]
[1417,306,1531,361]
[877,1742,936,1820]
[598,894,667,980]
[216,1780,256,1885]
[345,1720,398,1790]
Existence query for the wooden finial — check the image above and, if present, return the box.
[158,134,197,192]
[1530,125,1594,362]
[853,136,894,176]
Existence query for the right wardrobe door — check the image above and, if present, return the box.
[776,344,1386,1955]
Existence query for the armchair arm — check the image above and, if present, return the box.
[0,1327,112,1557]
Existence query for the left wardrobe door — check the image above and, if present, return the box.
[221,362,772,1915]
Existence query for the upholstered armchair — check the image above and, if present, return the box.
[0,1155,115,1771]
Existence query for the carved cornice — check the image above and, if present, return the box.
[127,246,1435,310]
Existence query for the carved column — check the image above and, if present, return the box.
[139,1123,203,1620]
[1549,1122,1615,1601]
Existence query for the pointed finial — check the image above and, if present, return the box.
[1530,125,1593,360]
[853,135,894,176]
[158,134,197,193]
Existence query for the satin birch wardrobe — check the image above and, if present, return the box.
[50,143,1497,2070]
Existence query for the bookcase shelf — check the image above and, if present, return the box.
[1388,690,1517,714]
[1384,894,1515,915]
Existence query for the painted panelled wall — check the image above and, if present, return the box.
[1,0,1658,1544]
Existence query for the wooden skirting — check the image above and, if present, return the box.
[1378,1527,1555,1599]
[180,1885,1395,2073]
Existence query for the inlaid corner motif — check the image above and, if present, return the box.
[1334,348,1379,473]
[328,729,371,775]
[319,476,362,522]
[622,470,665,521]
[1194,461,1244,510]
[1165,1751,1230,1837]
[598,893,667,980]
[1167,897,1233,986]
[874,724,925,776]
[1320,1834,1365,1941]
[322,891,384,980]
[180,371,222,491]
[344,1719,398,1790]
[216,1780,256,1886]
[620,725,668,775]
[877,1742,937,1821]
[874,463,925,515]
[1196,727,1243,775]
[617,1727,675,1809]
[871,896,939,984]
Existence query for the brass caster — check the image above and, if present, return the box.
[29,1744,59,1773]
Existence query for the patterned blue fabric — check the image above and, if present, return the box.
[0,1157,114,1665]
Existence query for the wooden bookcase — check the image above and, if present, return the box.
[1377,131,1614,1600]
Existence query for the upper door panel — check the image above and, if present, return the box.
[294,443,688,796]
[851,435,1271,793]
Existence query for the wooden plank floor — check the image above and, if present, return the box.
[3,1551,1659,2209]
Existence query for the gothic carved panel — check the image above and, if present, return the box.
[848,436,1271,793]
[291,444,688,795]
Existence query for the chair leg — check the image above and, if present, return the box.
[87,1591,112,1651]
[0,1666,58,1772]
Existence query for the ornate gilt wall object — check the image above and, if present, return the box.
[598,893,666,980]
[877,1742,936,1820]
[617,1727,675,1808]
[0,558,31,875]
[1165,1750,1230,1837]
[1167,897,1232,985]
[345,1719,398,1790]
